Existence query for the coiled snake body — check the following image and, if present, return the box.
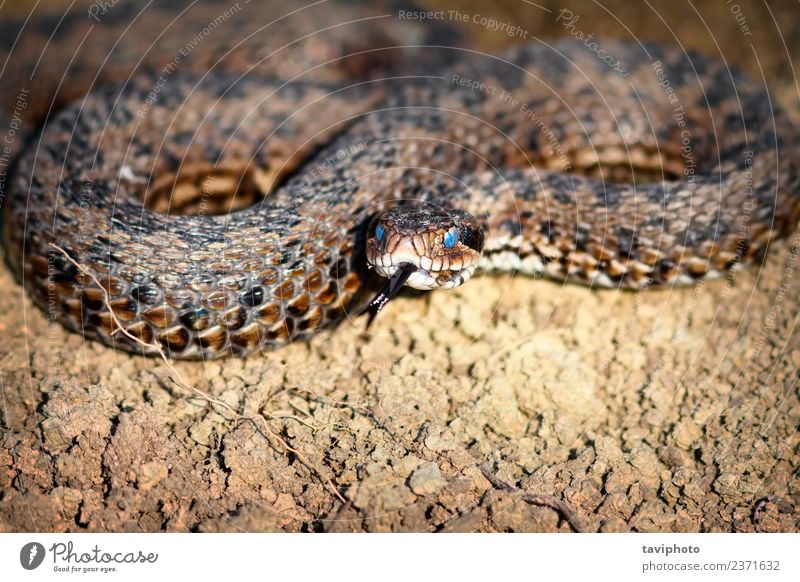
[3,4,800,359]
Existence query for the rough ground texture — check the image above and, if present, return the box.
[1,0,799,532]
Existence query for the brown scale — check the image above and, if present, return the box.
[272,281,296,301]
[159,327,191,353]
[125,322,154,345]
[288,294,311,317]
[255,303,282,326]
[109,299,138,322]
[221,307,247,330]
[229,325,262,354]
[197,327,228,352]
[142,306,177,329]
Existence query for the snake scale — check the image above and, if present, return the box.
[3,1,799,359]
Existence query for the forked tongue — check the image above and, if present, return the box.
[363,263,415,329]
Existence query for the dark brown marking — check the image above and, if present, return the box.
[61,299,84,320]
[299,307,324,331]
[221,306,247,329]
[125,321,154,345]
[230,323,262,350]
[109,298,138,322]
[266,318,293,342]
[316,281,338,305]
[255,302,281,325]
[88,312,115,335]
[31,255,50,276]
[158,326,190,352]
[100,276,127,297]
[196,326,228,351]
[81,287,106,311]
[287,293,310,317]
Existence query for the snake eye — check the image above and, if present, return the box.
[375,225,385,241]
[459,225,484,251]
[443,228,458,249]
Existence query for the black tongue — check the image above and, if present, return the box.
[362,263,415,329]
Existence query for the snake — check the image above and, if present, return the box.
[3,2,800,359]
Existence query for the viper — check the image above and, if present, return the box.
[3,2,798,359]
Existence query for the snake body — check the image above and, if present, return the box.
[3,4,800,359]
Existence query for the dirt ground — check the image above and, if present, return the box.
[1,0,799,532]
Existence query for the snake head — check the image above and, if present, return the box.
[362,206,484,327]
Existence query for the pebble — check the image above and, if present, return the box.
[408,462,448,496]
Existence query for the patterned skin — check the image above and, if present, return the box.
[3,4,799,358]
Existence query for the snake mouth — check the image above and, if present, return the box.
[371,261,478,290]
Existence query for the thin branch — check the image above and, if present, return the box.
[479,464,586,532]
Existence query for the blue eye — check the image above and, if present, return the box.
[375,225,384,241]
[443,229,458,249]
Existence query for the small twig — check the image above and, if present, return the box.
[479,464,586,532]
[271,407,343,434]
[50,243,346,504]
[289,386,399,442]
